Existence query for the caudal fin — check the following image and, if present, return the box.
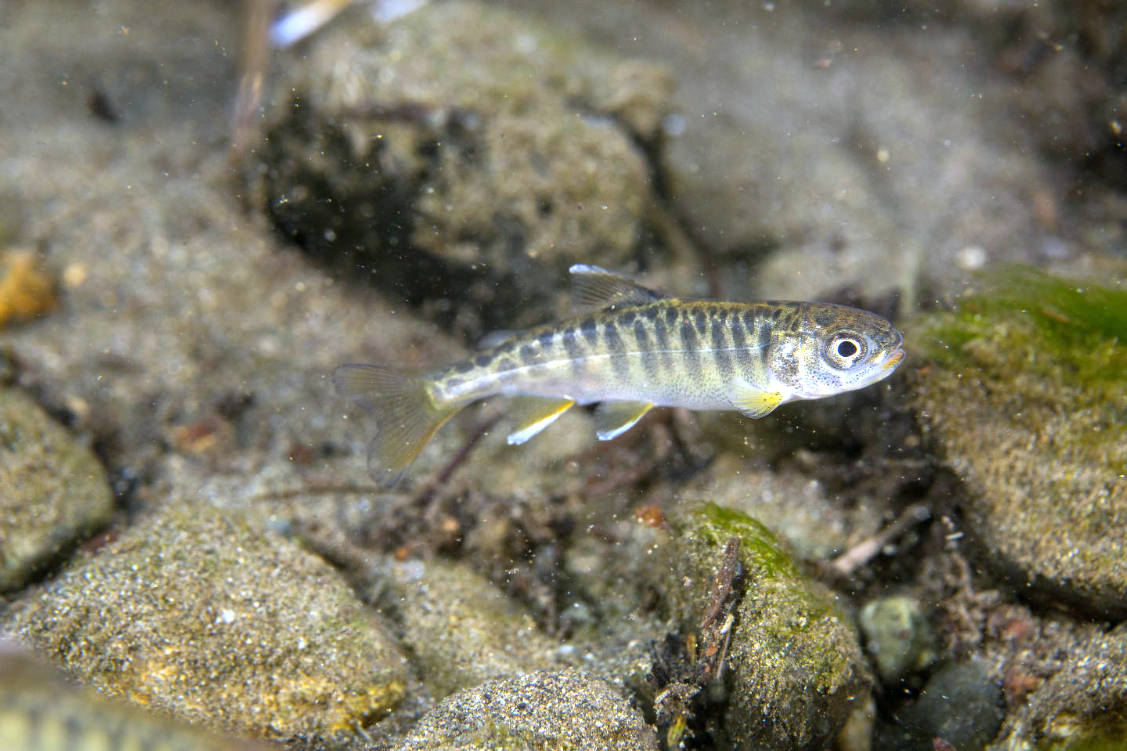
[333,364,458,486]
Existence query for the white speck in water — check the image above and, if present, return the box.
[663,113,686,137]
[371,0,426,25]
[957,245,987,270]
[399,559,426,581]
[515,33,538,54]
[219,608,236,624]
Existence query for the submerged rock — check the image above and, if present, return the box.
[0,388,114,592]
[5,506,409,743]
[538,0,1054,305]
[395,669,659,751]
[0,642,264,751]
[909,267,1127,617]
[858,595,934,685]
[988,621,1127,750]
[883,659,1005,751]
[666,503,869,751]
[379,559,557,699]
[256,0,674,338]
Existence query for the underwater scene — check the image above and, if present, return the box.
[0,1,1124,749]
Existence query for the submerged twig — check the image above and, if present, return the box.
[412,413,502,506]
[829,503,932,576]
[652,536,744,748]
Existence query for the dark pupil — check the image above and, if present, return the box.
[836,340,858,358]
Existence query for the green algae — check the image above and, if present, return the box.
[914,266,1126,404]
[908,266,1127,617]
[1048,725,1127,751]
[693,502,802,580]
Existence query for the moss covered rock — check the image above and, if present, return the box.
[0,388,114,592]
[909,267,1127,617]
[668,503,869,751]
[395,669,658,751]
[5,506,409,743]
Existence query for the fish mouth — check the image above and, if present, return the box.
[881,347,905,371]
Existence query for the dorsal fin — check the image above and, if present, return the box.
[569,264,666,313]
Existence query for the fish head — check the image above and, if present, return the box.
[771,303,904,400]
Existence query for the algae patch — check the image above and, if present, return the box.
[915,266,1126,408]
[908,267,1127,617]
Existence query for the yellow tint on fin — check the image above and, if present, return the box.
[594,400,654,441]
[568,264,666,313]
[333,364,460,487]
[506,397,576,445]
[731,385,784,418]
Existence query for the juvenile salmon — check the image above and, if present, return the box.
[335,265,904,484]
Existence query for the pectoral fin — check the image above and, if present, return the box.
[594,400,655,441]
[506,397,576,445]
[731,385,784,418]
[569,264,666,313]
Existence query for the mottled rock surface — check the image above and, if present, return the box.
[5,507,409,742]
[0,388,114,591]
[988,621,1127,750]
[380,559,557,698]
[395,669,659,751]
[858,594,934,684]
[910,267,1127,617]
[0,642,265,751]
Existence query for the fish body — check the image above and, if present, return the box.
[336,265,904,484]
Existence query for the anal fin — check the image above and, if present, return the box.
[731,384,784,418]
[594,400,654,441]
[506,397,576,445]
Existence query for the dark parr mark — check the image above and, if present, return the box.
[620,310,637,326]
[562,327,584,374]
[455,360,476,374]
[756,318,773,373]
[652,315,673,373]
[537,330,555,348]
[664,306,678,326]
[680,319,701,375]
[694,309,708,336]
[730,311,751,370]
[519,344,537,362]
[473,354,493,368]
[742,311,760,334]
[580,316,599,345]
[710,317,733,381]
[633,319,657,375]
[603,320,629,378]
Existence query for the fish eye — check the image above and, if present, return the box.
[825,333,866,369]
